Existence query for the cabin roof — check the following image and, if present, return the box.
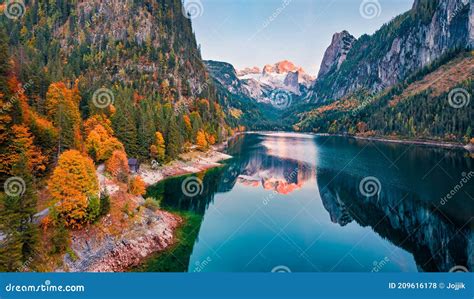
[128,158,139,165]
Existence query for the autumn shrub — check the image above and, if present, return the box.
[129,176,146,196]
[105,150,129,183]
[144,197,160,212]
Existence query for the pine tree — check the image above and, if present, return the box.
[0,29,10,97]
[165,116,182,160]
[0,154,38,271]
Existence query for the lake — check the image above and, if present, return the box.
[144,132,473,272]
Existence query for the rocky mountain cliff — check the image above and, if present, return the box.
[311,0,472,102]
[317,31,356,78]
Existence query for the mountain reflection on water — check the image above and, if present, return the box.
[147,132,473,272]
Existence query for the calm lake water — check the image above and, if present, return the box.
[146,132,473,272]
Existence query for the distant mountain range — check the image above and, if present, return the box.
[205,60,313,105]
[205,0,473,143]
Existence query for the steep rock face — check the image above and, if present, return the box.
[312,0,472,102]
[283,71,300,93]
[317,31,356,78]
[470,0,474,47]
[204,60,246,95]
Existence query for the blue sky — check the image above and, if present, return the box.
[191,0,413,75]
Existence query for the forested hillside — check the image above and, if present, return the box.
[297,0,473,143]
[0,0,232,271]
[296,51,473,143]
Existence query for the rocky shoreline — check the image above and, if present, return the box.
[312,133,471,151]
[140,147,233,186]
[63,146,232,272]
[64,208,181,272]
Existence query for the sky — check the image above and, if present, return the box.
[190,0,414,76]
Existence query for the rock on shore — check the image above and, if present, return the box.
[63,209,181,272]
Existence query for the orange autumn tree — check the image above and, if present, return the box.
[8,76,31,123]
[8,125,47,175]
[0,92,13,175]
[196,129,208,150]
[206,132,216,145]
[106,150,129,182]
[85,124,124,163]
[129,175,146,196]
[83,114,113,137]
[150,131,166,163]
[48,150,99,228]
[183,114,192,139]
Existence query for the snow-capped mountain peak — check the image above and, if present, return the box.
[237,61,315,98]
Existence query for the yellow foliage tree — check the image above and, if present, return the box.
[129,176,146,196]
[196,130,208,150]
[106,150,129,182]
[85,124,124,163]
[48,150,99,228]
[150,131,166,163]
[9,125,47,174]
[83,114,113,137]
